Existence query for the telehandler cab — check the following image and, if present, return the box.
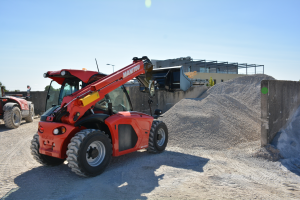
[31,57,168,177]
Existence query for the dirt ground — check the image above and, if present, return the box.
[0,119,300,200]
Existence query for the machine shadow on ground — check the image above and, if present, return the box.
[5,150,209,200]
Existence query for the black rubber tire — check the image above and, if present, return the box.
[147,120,168,153]
[4,106,22,129]
[66,129,112,177]
[30,133,65,166]
[25,104,34,123]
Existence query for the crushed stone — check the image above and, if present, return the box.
[2,74,300,199]
[161,74,275,150]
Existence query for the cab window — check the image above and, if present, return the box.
[94,86,131,113]
[59,80,83,105]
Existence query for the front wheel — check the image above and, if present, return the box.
[4,106,22,129]
[148,120,168,153]
[66,129,112,177]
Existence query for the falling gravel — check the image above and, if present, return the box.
[161,74,275,150]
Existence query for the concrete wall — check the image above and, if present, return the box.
[261,80,300,146]
[127,85,207,115]
[5,85,207,116]
[6,91,47,115]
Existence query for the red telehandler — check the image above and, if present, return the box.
[31,57,168,177]
[0,86,34,128]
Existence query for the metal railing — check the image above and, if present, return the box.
[182,59,264,75]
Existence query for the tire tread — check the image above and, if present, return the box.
[147,120,168,154]
[66,129,112,177]
[25,104,34,123]
[4,107,21,129]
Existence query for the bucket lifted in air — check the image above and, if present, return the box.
[137,66,193,92]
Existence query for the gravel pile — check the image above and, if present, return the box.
[161,74,275,150]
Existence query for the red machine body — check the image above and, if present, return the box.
[38,58,154,159]
[38,111,153,158]
[104,112,153,157]
[0,86,34,129]
[0,95,30,111]
[0,88,30,116]
[47,69,102,85]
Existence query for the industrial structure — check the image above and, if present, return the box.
[151,57,264,84]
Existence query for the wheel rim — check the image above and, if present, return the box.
[86,141,106,167]
[13,110,20,125]
[157,128,166,146]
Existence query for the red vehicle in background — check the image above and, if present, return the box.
[0,86,35,128]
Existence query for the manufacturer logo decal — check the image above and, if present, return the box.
[123,65,140,78]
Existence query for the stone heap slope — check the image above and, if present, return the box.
[161,74,275,150]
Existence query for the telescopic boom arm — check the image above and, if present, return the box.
[51,57,153,125]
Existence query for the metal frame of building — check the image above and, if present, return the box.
[153,57,264,75]
[183,59,264,75]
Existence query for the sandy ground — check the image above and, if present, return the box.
[0,119,300,200]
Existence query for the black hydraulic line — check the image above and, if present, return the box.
[148,98,153,116]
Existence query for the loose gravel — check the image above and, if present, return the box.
[161,74,275,150]
[1,74,300,199]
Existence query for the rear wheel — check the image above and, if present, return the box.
[148,120,168,153]
[25,104,34,123]
[66,129,112,177]
[30,133,65,166]
[4,106,22,129]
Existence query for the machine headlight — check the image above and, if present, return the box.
[61,71,66,76]
[53,127,66,135]
[43,73,47,78]
[53,129,59,135]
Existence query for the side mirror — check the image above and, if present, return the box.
[154,109,163,115]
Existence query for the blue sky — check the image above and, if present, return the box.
[0,0,299,91]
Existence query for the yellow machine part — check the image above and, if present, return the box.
[79,91,100,107]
